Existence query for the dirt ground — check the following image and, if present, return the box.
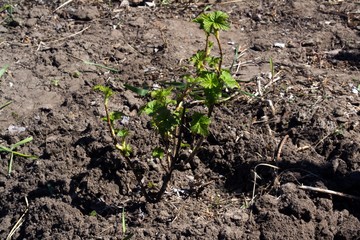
[0,0,359,239]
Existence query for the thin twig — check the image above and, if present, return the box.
[6,196,29,240]
[299,185,360,200]
[276,135,289,161]
[53,0,73,13]
[250,163,280,206]
[0,101,12,110]
[219,0,244,4]
[37,26,91,50]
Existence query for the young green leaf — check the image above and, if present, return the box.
[190,112,211,136]
[152,147,165,159]
[83,60,121,73]
[152,106,179,135]
[191,50,207,70]
[11,136,33,149]
[207,56,221,69]
[0,101,12,110]
[163,81,187,90]
[209,11,230,32]
[151,88,173,103]
[193,11,230,35]
[93,85,114,100]
[102,111,123,124]
[142,100,160,116]
[122,208,126,235]
[220,70,240,89]
[0,64,9,79]
[118,141,132,157]
[269,58,274,79]
[124,84,149,96]
[198,72,220,89]
[116,129,129,138]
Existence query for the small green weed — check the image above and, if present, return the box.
[0,101,12,110]
[0,64,9,79]
[0,136,37,176]
[0,3,14,14]
[84,60,121,73]
[121,208,133,240]
[95,11,243,202]
[50,79,60,87]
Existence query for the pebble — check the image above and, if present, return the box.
[8,125,26,134]
[25,18,37,28]
[0,25,8,33]
[274,42,286,48]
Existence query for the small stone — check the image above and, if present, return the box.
[0,25,8,33]
[333,108,345,117]
[128,17,145,28]
[274,42,286,48]
[68,6,99,21]
[25,18,37,28]
[301,39,316,47]
[336,117,348,123]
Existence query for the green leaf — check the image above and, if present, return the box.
[183,75,196,84]
[0,145,13,153]
[190,112,210,136]
[269,58,274,79]
[116,129,129,138]
[109,111,123,122]
[163,81,187,90]
[190,50,207,70]
[220,70,240,89]
[0,101,12,110]
[89,210,97,217]
[193,11,230,35]
[147,181,157,189]
[150,88,173,103]
[93,85,114,100]
[122,208,126,235]
[0,64,9,79]
[11,136,33,149]
[102,111,123,124]
[118,141,132,157]
[210,11,230,31]
[142,100,160,116]
[207,56,221,68]
[152,106,179,135]
[83,60,120,73]
[152,147,164,159]
[198,72,220,89]
[180,142,190,148]
[204,88,222,105]
[124,84,149,96]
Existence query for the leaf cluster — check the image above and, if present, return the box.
[95,10,241,202]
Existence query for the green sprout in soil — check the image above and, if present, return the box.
[0,101,12,110]
[0,64,9,79]
[95,11,241,202]
[0,136,37,176]
[0,2,19,27]
[121,208,133,240]
[50,79,60,87]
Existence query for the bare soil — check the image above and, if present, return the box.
[0,0,360,239]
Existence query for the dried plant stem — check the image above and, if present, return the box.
[276,135,289,161]
[6,197,29,240]
[53,0,73,12]
[299,185,360,200]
